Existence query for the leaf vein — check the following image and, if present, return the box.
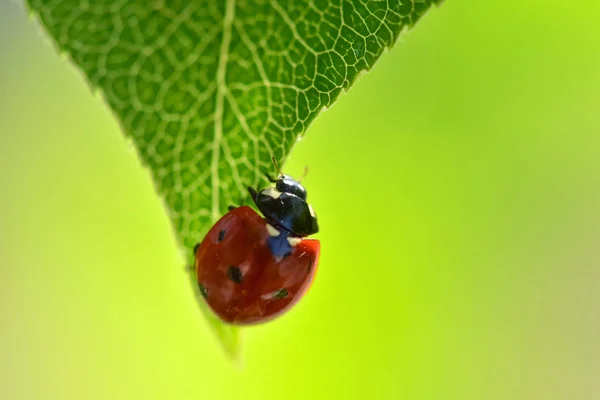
[211,0,236,222]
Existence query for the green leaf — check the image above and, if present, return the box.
[25,0,441,358]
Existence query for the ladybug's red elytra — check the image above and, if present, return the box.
[194,158,320,325]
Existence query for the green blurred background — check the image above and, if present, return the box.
[2,1,600,399]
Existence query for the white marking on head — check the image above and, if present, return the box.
[266,224,280,237]
[287,237,302,247]
[308,204,316,218]
[262,187,282,199]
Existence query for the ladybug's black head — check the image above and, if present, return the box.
[273,174,307,200]
[248,158,318,237]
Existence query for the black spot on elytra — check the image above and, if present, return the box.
[193,243,200,254]
[307,260,313,275]
[198,283,208,299]
[272,288,289,299]
[227,266,243,284]
[218,229,226,242]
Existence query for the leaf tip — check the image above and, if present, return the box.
[187,264,243,363]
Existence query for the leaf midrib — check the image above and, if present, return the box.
[211,0,236,222]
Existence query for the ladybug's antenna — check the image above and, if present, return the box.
[271,156,284,177]
[298,165,309,183]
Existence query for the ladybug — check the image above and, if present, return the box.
[194,158,320,325]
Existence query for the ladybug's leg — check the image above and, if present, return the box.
[247,186,258,201]
[264,173,277,183]
[189,244,200,273]
[266,232,293,259]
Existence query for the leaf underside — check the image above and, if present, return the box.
[26,0,441,358]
